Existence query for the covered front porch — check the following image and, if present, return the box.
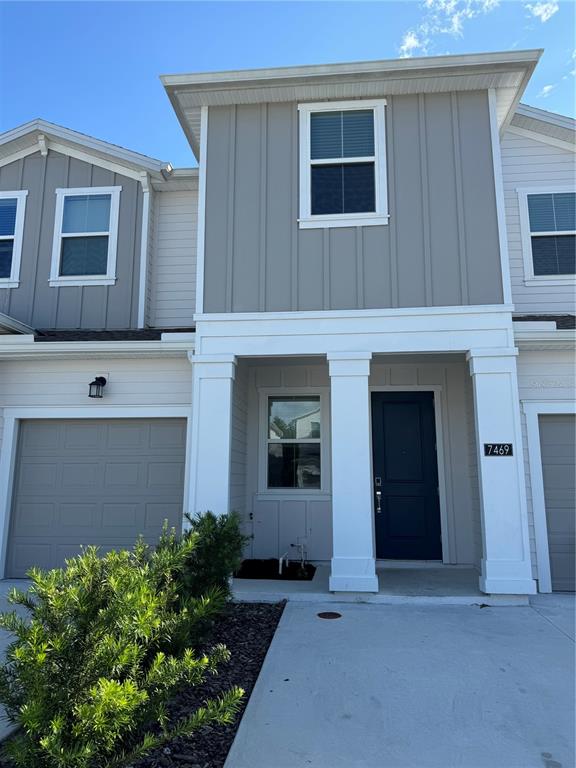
[188,347,536,597]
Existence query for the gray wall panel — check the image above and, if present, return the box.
[203,91,504,313]
[0,150,143,329]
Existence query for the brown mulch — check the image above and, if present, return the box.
[133,601,285,768]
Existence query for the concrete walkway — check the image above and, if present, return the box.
[225,596,575,768]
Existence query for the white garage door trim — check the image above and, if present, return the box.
[523,400,576,593]
[0,406,191,578]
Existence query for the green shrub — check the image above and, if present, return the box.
[0,538,243,768]
[160,512,247,602]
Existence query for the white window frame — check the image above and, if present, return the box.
[517,185,576,287]
[298,99,389,229]
[50,186,121,287]
[0,190,28,289]
[258,388,330,494]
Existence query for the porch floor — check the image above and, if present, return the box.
[232,565,529,605]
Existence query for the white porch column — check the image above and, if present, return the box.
[467,349,536,594]
[187,353,236,516]
[327,352,378,592]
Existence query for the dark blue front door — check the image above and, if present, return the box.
[371,392,442,560]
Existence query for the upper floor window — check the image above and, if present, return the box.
[518,187,575,285]
[298,99,389,229]
[50,186,121,287]
[0,190,28,289]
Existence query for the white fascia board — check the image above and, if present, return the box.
[516,103,576,132]
[161,49,542,88]
[0,338,195,360]
[0,119,172,176]
[0,312,34,335]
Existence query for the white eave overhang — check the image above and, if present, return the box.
[0,119,174,180]
[0,335,196,360]
[162,49,543,159]
[513,321,576,351]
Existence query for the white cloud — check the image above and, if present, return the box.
[538,84,557,97]
[524,2,560,23]
[398,0,501,58]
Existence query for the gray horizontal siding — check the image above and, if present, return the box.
[203,91,504,313]
[0,151,142,329]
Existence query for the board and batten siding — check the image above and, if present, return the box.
[501,130,576,314]
[517,349,576,581]
[149,185,198,327]
[203,91,504,313]
[0,151,143,330]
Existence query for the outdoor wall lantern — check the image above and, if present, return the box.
[88,376,107,399]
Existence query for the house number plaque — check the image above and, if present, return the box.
[484,443,513,456]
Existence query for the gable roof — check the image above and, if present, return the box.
[510,104,575,148]
[162,49,542,159]
[0,119,173,179]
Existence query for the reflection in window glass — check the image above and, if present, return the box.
[267,396,322,489]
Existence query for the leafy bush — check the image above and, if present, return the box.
[160,512,247,602]
[0,538,243,768]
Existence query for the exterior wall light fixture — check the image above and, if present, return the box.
[88,376,107,398]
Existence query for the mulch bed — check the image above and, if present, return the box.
[133,601,285,768]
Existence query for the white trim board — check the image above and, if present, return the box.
[522,400,576,593]
[0,406,192,579]
[297,99,389,229]
[49,186,122,287]
[369,385,452,565]
[0,190,28,289]
[516,185,576,288]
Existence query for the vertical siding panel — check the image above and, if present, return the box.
[363,226,392,308]
[328,228,356,309]
[203,107,231,313]
[265,104,292,311]
[106,174,139,328]
[386,97,399,307]
[290,105,299,310]
[394,95,427,307]
[426,93,462,306]
[355,228,364,308]
[232,105,260,312]
[258,105,267,312]
[297,229,324,310]
[225,107,236,312]
[450,93,469,305]
[458,91,504,305]
[418,94,433,306]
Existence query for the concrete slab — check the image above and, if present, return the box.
[226,601,575,768]
[232,566,529,606]
[530,593,575,640]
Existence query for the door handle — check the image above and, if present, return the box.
[375,490,382,514]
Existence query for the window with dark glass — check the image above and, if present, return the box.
[0,198,18,279]
[267,396,321,489]
[527,192,575,276]
[59,194,112,276]
[310,110,375,216]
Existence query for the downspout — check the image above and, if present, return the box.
[137,172,151,328]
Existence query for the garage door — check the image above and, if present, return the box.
[6,418,186,578]
[540,414,575,592]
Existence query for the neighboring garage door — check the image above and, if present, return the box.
[540,414,576,592]
[7,418,186,578]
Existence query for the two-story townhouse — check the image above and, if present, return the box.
[0,50,573,597]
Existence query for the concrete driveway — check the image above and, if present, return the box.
[226,596,575,768]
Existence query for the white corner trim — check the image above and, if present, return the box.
[0,190,28,288]
[195,106,208,315]
[50,186,121,286]
[137,173,151,328]
[522,400,576,593]
[0,405,192,578]
[488,89,513,306]
[369,385,451,565]
[298,99,389,229]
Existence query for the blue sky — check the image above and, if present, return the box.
[0,1,574,167]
